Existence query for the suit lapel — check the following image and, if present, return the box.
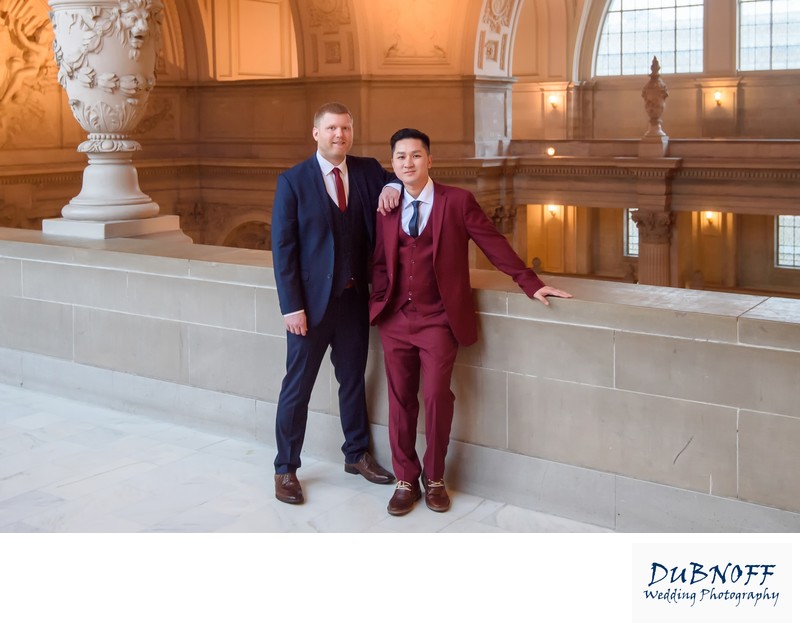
[307,155,334,231]
[384,197,402,273]
[431,181,446,261]
[347,160,373,240]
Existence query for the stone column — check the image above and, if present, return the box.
[44,0,188,240]
[631,207,674,286]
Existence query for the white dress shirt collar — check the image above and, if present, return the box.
[316,151,347,178]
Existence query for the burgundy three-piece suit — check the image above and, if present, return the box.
[369,181,545,483]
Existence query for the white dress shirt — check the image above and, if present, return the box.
[401,177,435,236]
[316,151,349,207]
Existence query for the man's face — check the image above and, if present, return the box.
[313,112,353,164]
[391,138,431,190]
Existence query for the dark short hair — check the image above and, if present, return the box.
[314,102,352,127]
[390,128,431,154]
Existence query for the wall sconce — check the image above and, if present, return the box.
[714,91,722,106]
[547,204,561,218]
[548,94,559,109]
[702,211,722,232]
[546,146,556,156]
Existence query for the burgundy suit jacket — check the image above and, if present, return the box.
[369,181,545,346]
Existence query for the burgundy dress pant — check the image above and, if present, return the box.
[378,305,459,483]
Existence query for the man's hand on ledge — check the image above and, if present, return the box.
[377,186,401,216]
[533,286,573,307]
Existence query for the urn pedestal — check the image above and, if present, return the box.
[44,0,188,241]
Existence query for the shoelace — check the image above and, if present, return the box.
[426,479,445,489]
[395,480,414,491]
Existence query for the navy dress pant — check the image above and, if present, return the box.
[274,287,371,474]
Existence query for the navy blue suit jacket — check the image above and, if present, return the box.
[271,154,393,327]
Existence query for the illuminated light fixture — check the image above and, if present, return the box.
[714,91,722,106]
[547,204,560,218]
[704,211,715,225]
[548,94,559,109]
[546,146,556,156]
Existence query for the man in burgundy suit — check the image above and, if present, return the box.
[369,128,572,516]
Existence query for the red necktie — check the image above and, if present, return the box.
[333,167,347,212]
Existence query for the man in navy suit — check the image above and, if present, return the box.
[270,102,397,504]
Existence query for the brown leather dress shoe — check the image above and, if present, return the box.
[344,452,395,484]
[422,473,451,512]
[387,480,422,516]
[274,472,304,504]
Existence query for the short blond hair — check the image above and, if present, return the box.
[313,102,352,127]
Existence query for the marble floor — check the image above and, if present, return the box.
[0,382,610,533]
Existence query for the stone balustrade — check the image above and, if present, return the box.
[0,227,798,531]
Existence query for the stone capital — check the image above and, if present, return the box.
[631,208,674,244]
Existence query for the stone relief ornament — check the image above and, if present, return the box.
[631,208,674,244]
[384,0,448,60]
[308,0,350,33]
[0,0,53,147]
[483,0,514,33]
[49,0,164,221]
[486,204,516,234]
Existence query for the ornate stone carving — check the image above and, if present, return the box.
[383,0,448,60]
[0,0,53,147]
[324,41,341,64]
[131,93,173,135]
[641,56,669,137]
[48,0,164,222]
[486,204,516,234]
[0,199,36,229]
[631,208,674,244]
[483,0,514,33]
[308,0,350,33]
[484,40,499,63]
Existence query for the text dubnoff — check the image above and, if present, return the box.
[632,543,792,624]
[643,561,779,608]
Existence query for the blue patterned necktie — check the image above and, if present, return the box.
[409,200,420,238]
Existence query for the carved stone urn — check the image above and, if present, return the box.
[48,0,162,222]
[641,56,669,138]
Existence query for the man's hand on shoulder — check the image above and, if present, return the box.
[533,286,573,307]
[377,185,401,216]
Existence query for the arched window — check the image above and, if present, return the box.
[739,0,800,71]
[595,0,704,76]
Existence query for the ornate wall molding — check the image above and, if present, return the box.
[485,204,516,234]
[382,0,449,63]
[482,0,514,33]
[297,0,356,74]
[476,0,521,75]
[631,208,674,244]
[675,168,800,181]
[0,0,54,147]
[308,0,350,33]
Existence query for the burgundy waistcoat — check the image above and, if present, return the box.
[387,220,445,315]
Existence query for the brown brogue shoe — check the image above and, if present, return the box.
[422,473,451,512]
[387,480,422,516]
[274,472,304,504]
[344,452,395,484]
